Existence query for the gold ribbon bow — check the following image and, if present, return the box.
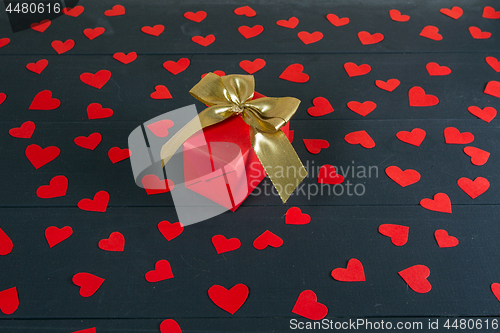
[160,73,307,203]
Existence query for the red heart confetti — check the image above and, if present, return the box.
[303,139,329,154]
[77,191,109,212]
[150,85,172,99]
[483,6,500,19]
[141,25,165,36]
[457,177,489,199]
[420,193,452,213]
[72,273,105,297]
[74,133,102,150]
[25,144,60,169]
[160,319,182,333]
[113,52,137,64]
[463,146,490,166]
[397,128,426,146]
[426,62,451,76]
[344,130,375,148]
[158,221,184,241]
[307,97,334,117]
[104,5,125,16]
[347,101,377,116]
[375,79,400,92]
[379,224,409,246]
[440,6,463,19]
[87,103,113,119]
[145,260,174,282]
[0,287,19,314]
[0,227,14,255]
[331,258,366,282]
[326,14,349,27]
[29,90,60,110]
[492,284,500,303]
[484,81,500,98]
[62,6,84,17]
[37,175,68,198]
[469,26,491,39]
[486,56,500,72]
[297,31,323,45]
[141,175,175,195]
[279,64,309,83]
[420,26,442,41]
[389,9,410,22]
[434,229,459,248]
[292,290,328,320]
[147,119,174,137]
[51,39,75,54]
[239,58,266,74]
[253,230,283,250]
[234,5,256,17]
[192,35,215,46]
[0,93,5,105]
[238,25,264,39]
[358,31,384,45]
[83,27,105,40]
[98,232,125,252]
[30,19,51,33]
[468,106,496,122]
[277,17,299,29]
[285,207,311,225]
[9,121,35,138]
[208,284,249,314]
[45,226,73,248]
[385,166,420,187]
[344,62,371,77]
[80,70,112,89]
[398,265,431,293]
[212,235,241,254]
[444,127,474,144]
[163,58,190,75]
[108,147,131,163]
[184,11,207,22]
[318,164,344,184]
[0,38,9,49]
[26,59,48,74]
[408,86,439,107]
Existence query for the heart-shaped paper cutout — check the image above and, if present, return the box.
[31,19,51,33]
[160,319,182,333]
[398,265,431,293]
[379,224,409,246]
[98,232,125,251]
[72,273,105,297]
[104,5,125,16]
[276,17,299,29]
[0,227,13,255]
[0,93,5,105]
[344,130,375,148]
[457,177,489,199]
[37,175,68,198]
[191,35,215,46]
[486,56,500,72]
[426,62,451,76]
[141,25,164,36]
[463,146,490,166]
[297,31,323,45]
[141,175,175,195]
[62,6,84,17]
[150,85,172,99]
[344,62,371,77]
[347,101,376,116]
[358,31,384,45]
[239,59,266,74]
[375,79,400,92]
[184,11,207,22]
[434,229,459,248]
[469,27,491,39]
[420,193,452,213]
[420,26,442,40]
[385,166,420,187]
[285,207,311,225]
[483,6,500,19]
[468,106,497,122]
[292,290,328,320]
[25,144,60,169]
[279,64,309,83]
[145,260,174,282]
[440,6,463,19]
[158,221,184,241]
[397,128,426,146]
[87,103,113,119]
[45,226,73,248]
[0,287,19,314]
[484,81,500,98]
[234,6,256,17]
[113,52,137,64]
[326,14,349,26]
[208,284,249,314]
[238,25,264,39]
[51,39,75,54]
[307,97,334,117]
[26,59,48,74]
[74,133,102,150]
[318,164,344,184]
[331,258,366,281]
[108,147,131,163]
[80,70,111,89]
[444,127,474,144]
[78,191,109,212]
[147,119,174,137]
[29,90,60,110]
[389,9,410,22]
[9,121,35,138]
[408,86,439,107]
[83,27,105,40]
[212,235,241,254]
[303,139,329,154]
[253,230,283,250]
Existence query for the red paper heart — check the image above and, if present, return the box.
[303,139,329,154]
[113,52,137,64]
[297,31,323,45]
[25,144,60,169]
[277,17,299,29]
[141,25,165,36]
[358,31,384,45]
[141,175,174,195]
[83,27,105,40]
[486,56,500,72]
[426,62,451,76]
[397,128,426,146]
[318,165,344,185]
[440,6,463,19]
[468,106,496,122]
[344,130,375,148]
[0,93,5,105]
[398,265,431,293]
[434,229,459,248]
[62,6,84,17]
[420,193,452,213]
[234,5,256,17]
[201,70,225,78]
[158,221,184,241]
[147,119,174,137]
[253,230,283,250]
[483,6,500,19]
[279,64,309,83]
[145,260,174,282]
[104,5,125,16]
[72,329,96,333]
[239,59,266,74]
[108,147,131,163]
[87,103,113,119]
[326,14,349,26]
[9,121,35,138]
[0,227,13,255]
[212,235,241,254]
[72,273,105,297]
[408,86,439,107]
[0,38,10,48]
[80,70,111,89]
[484,81,500,98]
[74,133,102,150]
[307,97,334,117]
[331,258,365,282]
[492,283,500,303]
[98,232,125,252]
[444,127,474,144]
[375,79,400,92]
[285,207,311,225]
[163,58,190,75]
[389,9,410,22]
[45,226,72,248]
[457,177,489,199]
[208,284,249,314]
[385,166,420,187]
[347,101,376,116]
[30,19,51,33]
[420,26,442,41]
[292,290,328,320]
[184,11,207,22]
[238,25,264,39]
[160,319,182,333]
[150,85,172,99]
[469,26,491,39]
[0,287,19,314]
[379,224,409,246]
[463,146,490,166]
[29,90,60,110]
[78,191,109,212]
[344,62,371,77]
[26,59,48,74]
[191,35,215,46]
[51,39,75,54]
[37,175,68,198]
